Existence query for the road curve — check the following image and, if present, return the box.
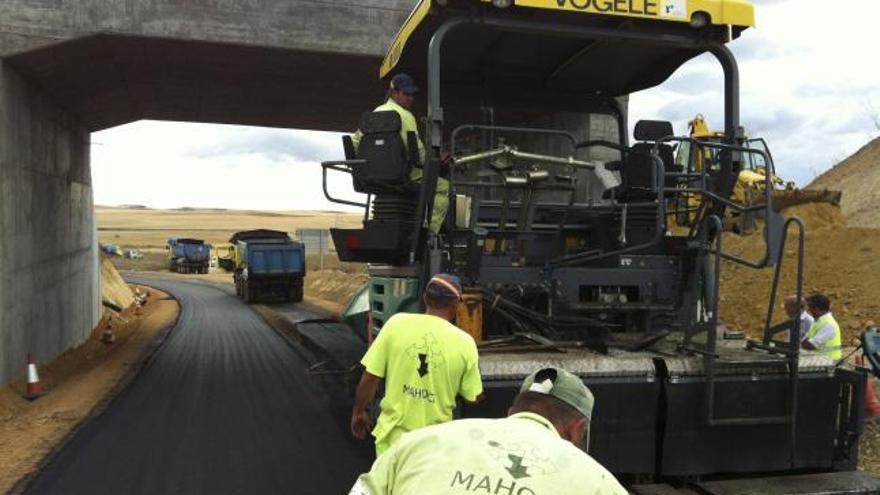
[25,275,372,495]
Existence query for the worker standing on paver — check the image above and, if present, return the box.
[351,73,449,233]
[783,294,814,342]
[349,367,628,495]
[350,274,483,456]
[802,293,842,360]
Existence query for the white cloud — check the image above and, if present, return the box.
[92,121,365,211]
[630,0,880,186]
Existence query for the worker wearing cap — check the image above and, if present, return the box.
[351,273,483,456]
[349,367,627,495]
[802,293,842,360]
[351,73,449,234]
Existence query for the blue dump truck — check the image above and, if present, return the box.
[230,230,305,303]
[100,243,123,257]
[166,238,211,274]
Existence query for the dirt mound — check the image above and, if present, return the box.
[780,203,847,231]
[808,136,880,227]
[719,210,880,345]
[100,252,135,311]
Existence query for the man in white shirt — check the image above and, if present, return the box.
[783,295,814,342]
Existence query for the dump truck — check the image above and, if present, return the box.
[319,1,879,493]
[230,230,305,303]
[166,238,211,274]
[675,114,843,232]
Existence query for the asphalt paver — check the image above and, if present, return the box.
[25,275,373,495]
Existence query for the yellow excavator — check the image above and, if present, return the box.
[675,114,842,231]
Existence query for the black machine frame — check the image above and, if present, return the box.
[408,11,865,482]
[318,5,871,485]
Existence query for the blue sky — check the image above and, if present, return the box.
[92,0,879,210]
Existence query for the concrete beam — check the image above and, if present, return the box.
[0,1,416,58]
[6,34,390,132]
[0,1,419,133]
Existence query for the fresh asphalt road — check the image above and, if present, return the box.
[25,275,373,495]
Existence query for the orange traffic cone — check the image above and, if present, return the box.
[857,356,880,419]
[101,317,116,344]
[24,353,45,401]
[867,379,880,420]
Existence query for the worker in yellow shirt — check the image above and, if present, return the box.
[351,273,483,456]
[349,367,628,495]
[351,73,449,234]
[802,293,843,360]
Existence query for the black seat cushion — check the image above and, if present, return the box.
[634,120,674,142]
[354,111,411,193]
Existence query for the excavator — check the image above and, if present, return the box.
[675,114,842,232]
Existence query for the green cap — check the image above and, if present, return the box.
[520,368,595,420]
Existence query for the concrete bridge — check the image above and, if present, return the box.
[0,0,417,385]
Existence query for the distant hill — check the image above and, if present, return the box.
[95,204,150,210]
[808,137,880,228]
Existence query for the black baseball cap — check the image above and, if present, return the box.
[390,73,419,94]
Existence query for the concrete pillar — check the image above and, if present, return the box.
[0,59,100,385]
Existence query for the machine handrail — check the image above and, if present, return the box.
[703,216,805,469]
[660,136,778,269]
[320,162,369,209]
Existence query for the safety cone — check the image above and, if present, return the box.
[857,356,880,419]
[24,353,45,401]
[867,379,880,420]
[101,317,116,344]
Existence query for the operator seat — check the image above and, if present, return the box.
[330,110,422,264]
[345,110,420,195]
[604,120,677,202]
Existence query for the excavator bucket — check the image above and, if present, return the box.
[769,188,843,212]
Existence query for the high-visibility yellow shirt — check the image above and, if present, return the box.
[361,312,483,455]
[352,99,425,164]
[806,312,842,360]
[349,412,628,495]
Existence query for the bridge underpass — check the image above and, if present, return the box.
[0,0,416,385]
[0,0,622,385]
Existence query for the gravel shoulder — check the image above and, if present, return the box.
[0,288,179,493]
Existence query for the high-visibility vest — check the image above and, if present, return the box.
[806,313,842,360]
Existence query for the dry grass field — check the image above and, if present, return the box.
[96,206,362,248]
[96,206,368,299]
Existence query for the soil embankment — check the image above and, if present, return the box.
[100,252,135,310]
[719,203,879,343]
[808,136,880,228]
